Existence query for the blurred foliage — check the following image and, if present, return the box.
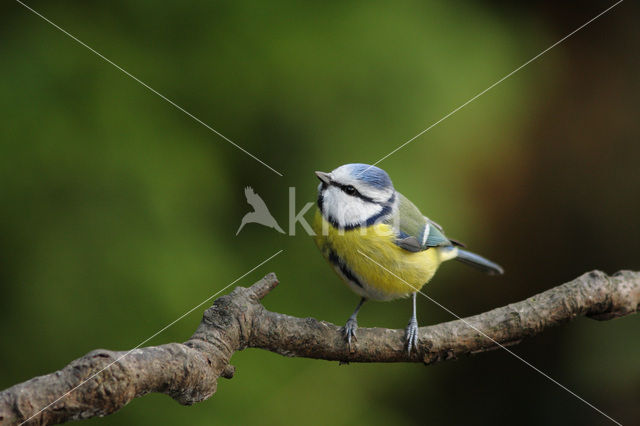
[1,0,638,425]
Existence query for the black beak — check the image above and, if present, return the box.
[315,171,332,184]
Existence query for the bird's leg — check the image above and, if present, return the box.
[343,297,366,346]
[405,292,419,353]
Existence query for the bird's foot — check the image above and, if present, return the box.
[343,318,358,346]
[405,318,419,353]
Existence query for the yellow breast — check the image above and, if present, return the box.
[313,210,444,301]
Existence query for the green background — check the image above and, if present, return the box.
[1,1,638,425]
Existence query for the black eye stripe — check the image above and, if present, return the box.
[335,182,358,195]
[330,182,377,203]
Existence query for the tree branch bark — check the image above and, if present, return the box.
[1,270,638,425]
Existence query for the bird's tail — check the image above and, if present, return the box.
[454,248,504,275]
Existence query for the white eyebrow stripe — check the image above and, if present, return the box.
[421,222,430,246]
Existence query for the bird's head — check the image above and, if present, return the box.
[315,163,396,229]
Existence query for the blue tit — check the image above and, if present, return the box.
[312,163,503,352]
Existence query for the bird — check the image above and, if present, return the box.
[236,186,285,235]
[312,163,503,352]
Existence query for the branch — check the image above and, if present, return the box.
[1,270,638,425]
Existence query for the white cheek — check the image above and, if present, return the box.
[322,187,382,227]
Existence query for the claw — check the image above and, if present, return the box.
[343,318,358,346]
[405,318,419,354]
